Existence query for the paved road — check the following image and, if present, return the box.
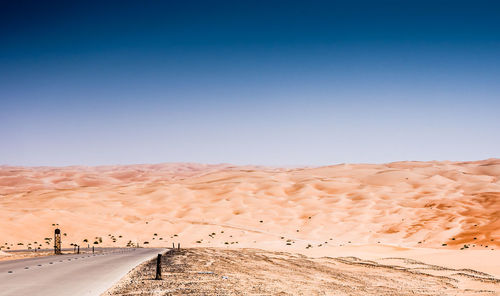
[0,248,165,296]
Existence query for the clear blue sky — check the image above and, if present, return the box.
[1,0,499,166]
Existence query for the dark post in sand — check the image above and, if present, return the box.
[155,254,162,280]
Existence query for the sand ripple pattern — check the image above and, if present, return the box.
[104,248,499,296]
[0,160,498,249]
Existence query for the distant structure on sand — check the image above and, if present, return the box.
[54,228,62,255]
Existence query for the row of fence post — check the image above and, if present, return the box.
[155,242,180,280]
[171,242,181,251]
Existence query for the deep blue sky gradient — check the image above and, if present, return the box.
[1,0,499,166]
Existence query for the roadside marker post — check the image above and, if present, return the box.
[178,243,180,251]
[155,254,162,280]
[54,228,62,255]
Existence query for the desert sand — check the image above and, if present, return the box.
[1,159,499,283]
[0,251,11,257]
[105,248,499,295]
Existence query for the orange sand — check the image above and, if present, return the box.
[0,160,499,276]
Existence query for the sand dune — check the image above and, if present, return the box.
[0,159,499,278]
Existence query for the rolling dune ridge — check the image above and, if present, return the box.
[0,159,499,279]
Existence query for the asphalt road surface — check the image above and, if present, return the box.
[0,248,164,296]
